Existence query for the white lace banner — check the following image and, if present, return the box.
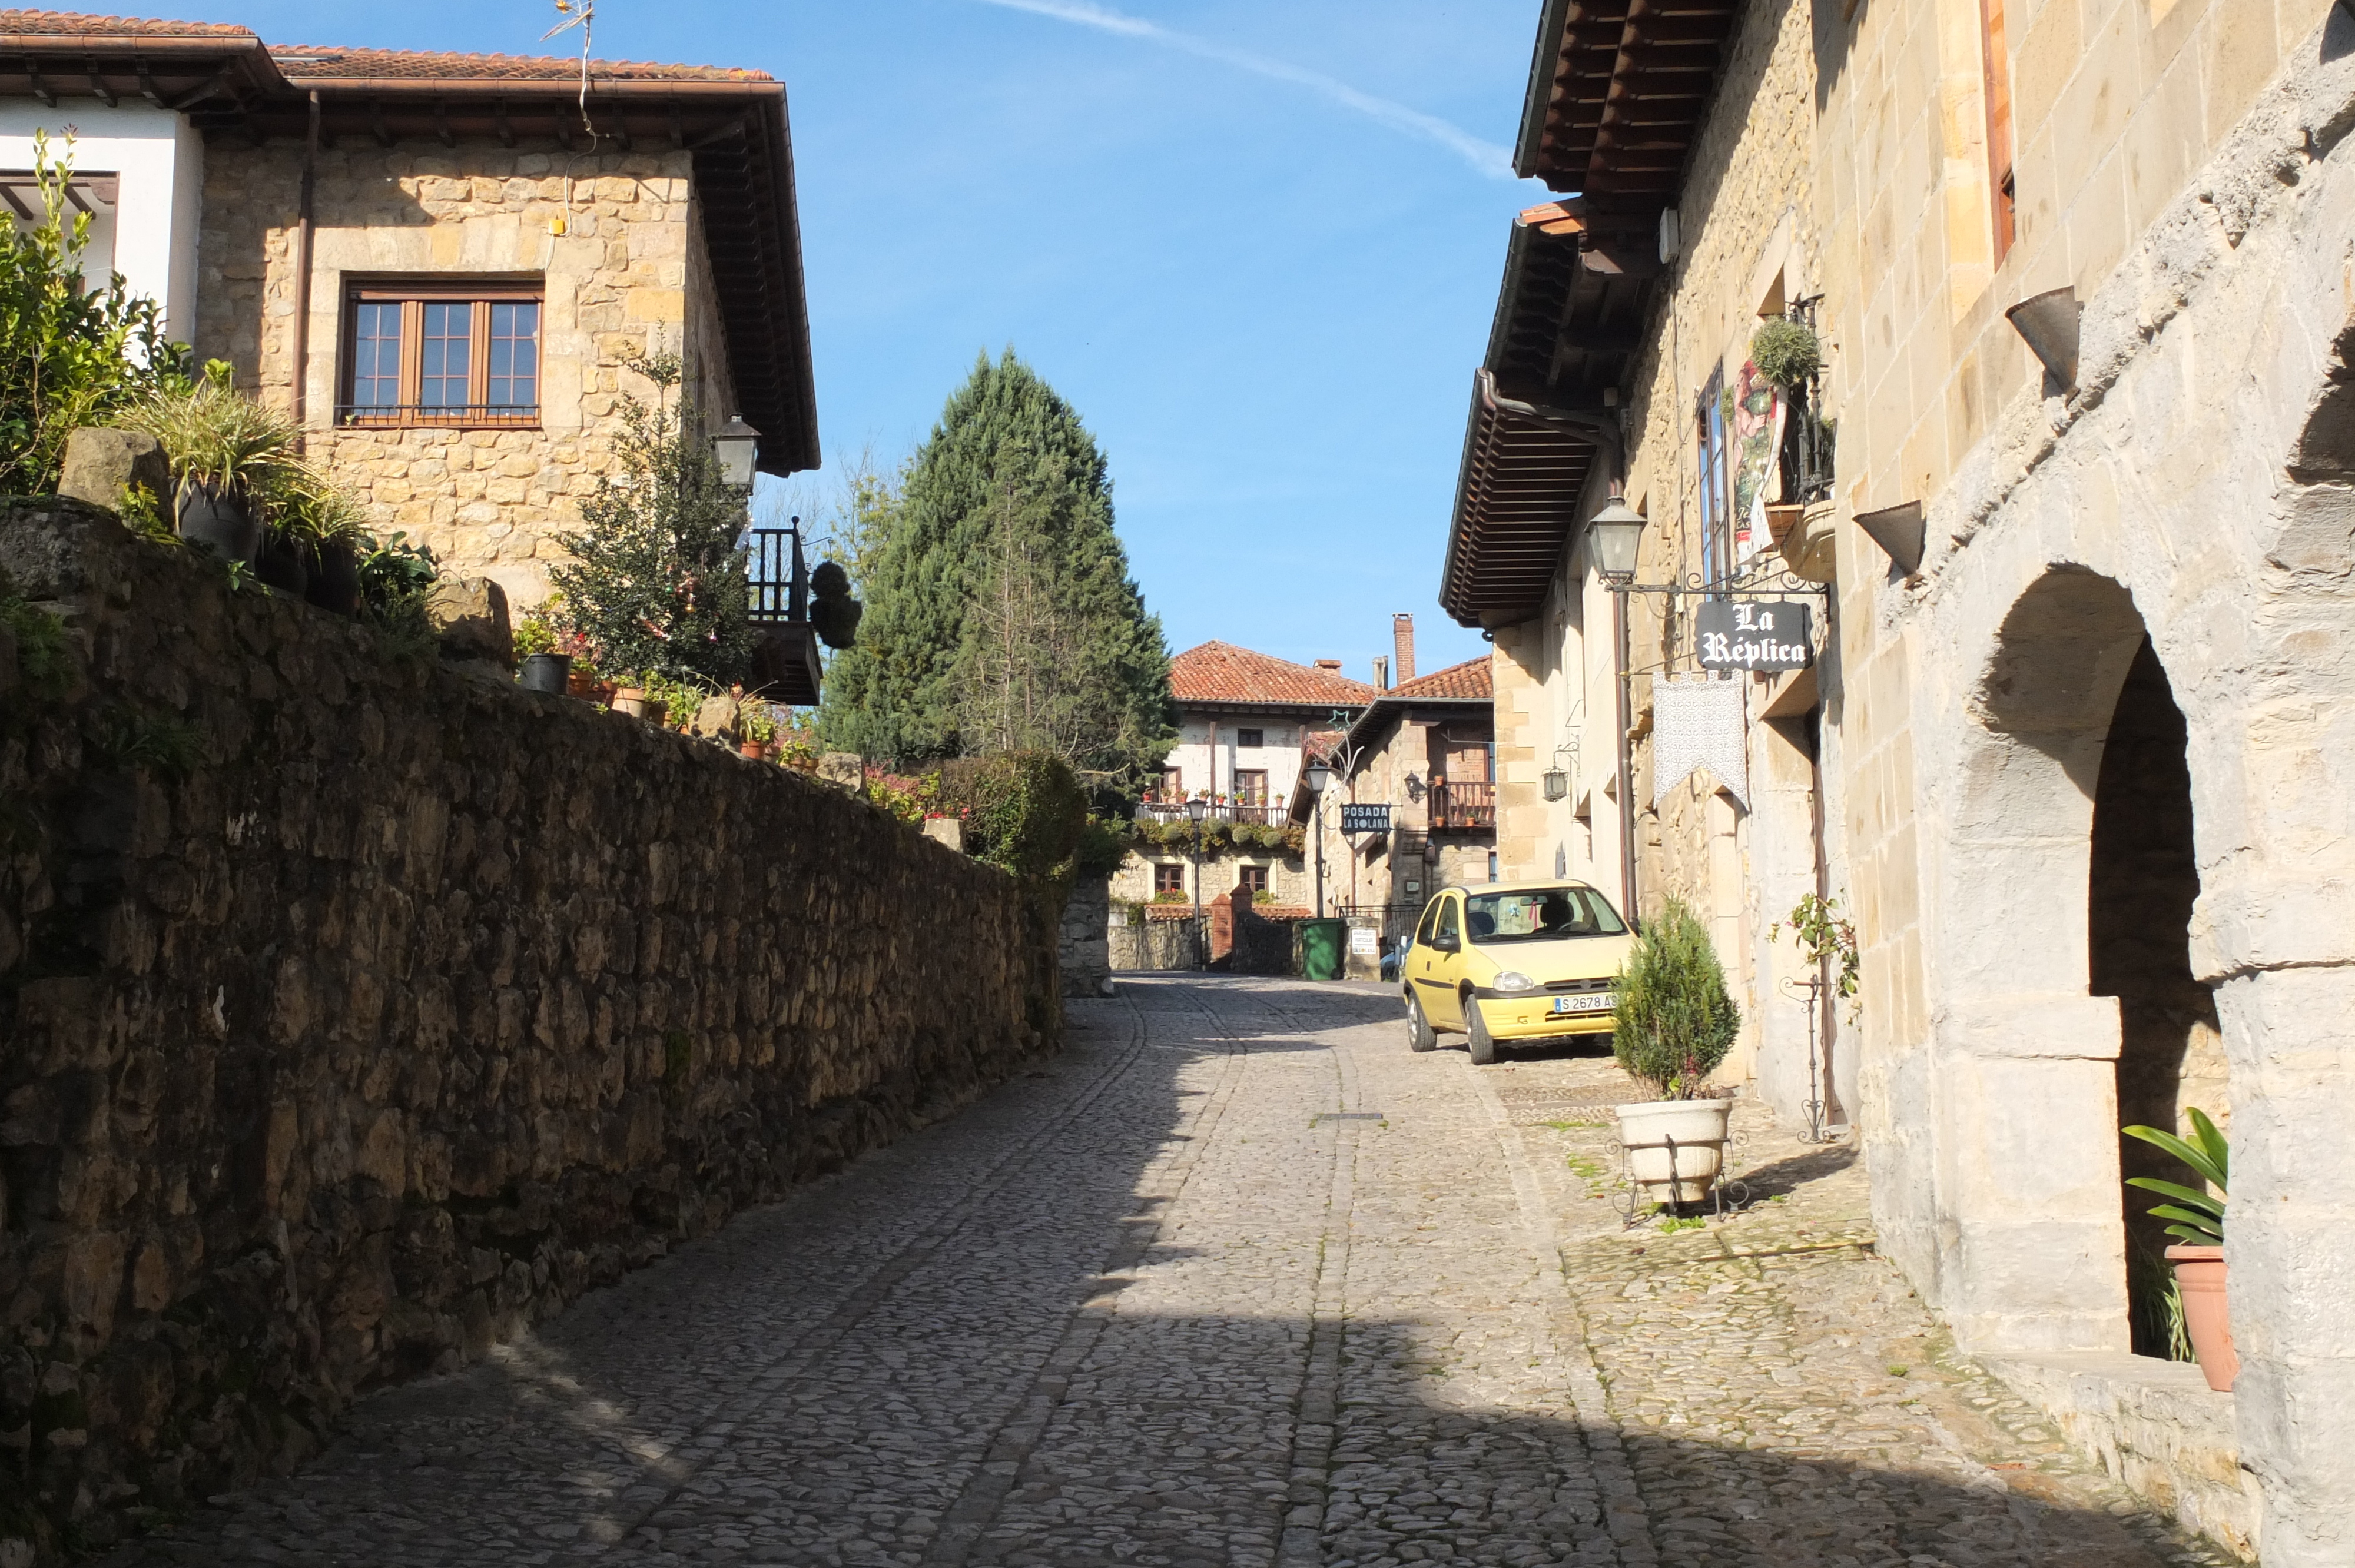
[1651,676,1747,810]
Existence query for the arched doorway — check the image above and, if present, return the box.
[1936,569,2157,1351]
[2088,639,2224,1356]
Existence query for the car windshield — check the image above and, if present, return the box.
[1462,886,1627,944]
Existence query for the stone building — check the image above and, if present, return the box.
[1302,652,1497,951]
[0,12,818,610]
[1110,639,1374,929]
[1440,0,2355,1554]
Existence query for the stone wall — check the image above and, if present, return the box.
[1109,910,1200,972]
[196,140,730,609]
[0,500,1057,1559]
[1058,875,1112,998]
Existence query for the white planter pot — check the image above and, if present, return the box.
[1614,1098,1733,1204]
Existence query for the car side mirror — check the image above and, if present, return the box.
[1431,934,1460,954]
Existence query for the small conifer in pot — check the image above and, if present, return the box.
[1611,898,1742,1101]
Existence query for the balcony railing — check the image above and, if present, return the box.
[333,403,540,430]
[745,527,809,624]
[1429,780,1495,831]
[1136,800,1289,826]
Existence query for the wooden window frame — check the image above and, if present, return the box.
[1235,727,1265,749]
[1980,0,2016,264]
[1233,768,1270,807]
[1238,865,1270,896]
[1154,863,1186,895]
[338,275,545,430]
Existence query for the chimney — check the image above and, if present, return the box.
[1392,613,1416,685]
[1373,655,1391,690]
[1314,658,1342,671]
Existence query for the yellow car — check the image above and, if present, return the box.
[1401,881,1635,1065]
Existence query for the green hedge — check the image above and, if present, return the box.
[936,752,1087,880]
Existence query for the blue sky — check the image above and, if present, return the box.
[218,0,1550,678]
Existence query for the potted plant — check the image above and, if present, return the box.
[118,369,300,569]
[2124,1109,2236,1391]
[271,471,367,614]
[512,613,572,695]
[1610,898,1742,1206]
[741,706,778,759]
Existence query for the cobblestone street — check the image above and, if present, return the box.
[113,977,2228,1567]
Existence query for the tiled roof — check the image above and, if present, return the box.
[1391,655,1492,702]
[1170,642,1377,710]
[271,45,771,84]
[0,13,768,79]
[0,9,252,35]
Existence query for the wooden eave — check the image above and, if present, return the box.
[1513,0,1743,198]
[1438,369,1603,630]
[0,35,818,476]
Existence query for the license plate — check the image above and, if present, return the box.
[1551,993,1614,1014]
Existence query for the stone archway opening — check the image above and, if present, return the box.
[1939,569,2155,1351]
[2088,638,2224,1358]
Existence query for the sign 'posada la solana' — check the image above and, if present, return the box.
[1695,600,1815,672]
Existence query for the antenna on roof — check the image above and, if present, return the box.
[542,0,601,235]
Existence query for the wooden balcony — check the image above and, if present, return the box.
[1136,800,1289,826]
[1429,781,1495,832]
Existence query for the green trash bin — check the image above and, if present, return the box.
[1300,919,1346,981]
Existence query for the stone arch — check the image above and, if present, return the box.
[1922,568,2153,1354]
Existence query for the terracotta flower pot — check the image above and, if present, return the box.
[2167,1244,2239,1392]
[740,740,765,759]
[1614,1098,1732,1205]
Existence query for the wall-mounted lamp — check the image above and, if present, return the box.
[1586,488,1647,583]
[1542,768,1569,802]
[2005,288,2081,388]
[709,415,760,488]
[1855,500,1926,575]
[1303,761,1332,796]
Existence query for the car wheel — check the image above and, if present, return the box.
[1467,999,1501,1065]
[1405,992,1438,1052]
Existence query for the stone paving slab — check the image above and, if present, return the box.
[104,976,2232,1567]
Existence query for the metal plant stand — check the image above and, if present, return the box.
[1780,973,1838,1145]
[1617,1130,1752,1227]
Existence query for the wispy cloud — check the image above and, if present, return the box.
[974,0,1515,180]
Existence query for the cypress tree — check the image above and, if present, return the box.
[821,350,1175,782]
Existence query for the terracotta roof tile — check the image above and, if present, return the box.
[0,9,253,36]
[1389,655,1491,701]
[1170,642,1377,709]
[270,45,771,84]
[0,13,766,79]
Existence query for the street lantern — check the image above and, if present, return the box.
[1542,768,1569,802]
[1304,760,1332,796]
[1185,796,1209,823]
[1587,490,1647,583]
[709,416,760,488]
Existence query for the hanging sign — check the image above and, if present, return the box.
[1695,600,1813,672]
[1339,803,1392,836]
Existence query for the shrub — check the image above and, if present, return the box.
[936,751,1086,879]
[1074,816,1127,879]
[0,134,182,495]
[549,352,754,689]
[1611,898,1741,1099]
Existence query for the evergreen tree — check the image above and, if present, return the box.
[549,354,755,689]
[821,350,1174,780]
